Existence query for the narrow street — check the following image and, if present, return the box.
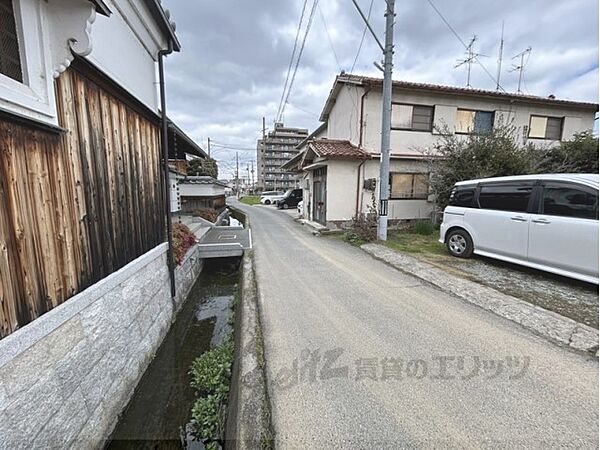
[234,201,599,449]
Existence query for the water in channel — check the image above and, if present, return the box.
[107,257,240,450]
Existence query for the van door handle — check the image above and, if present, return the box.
[510,216,527,222]
[532,218,550,224]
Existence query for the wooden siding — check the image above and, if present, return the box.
[0,66,165,339]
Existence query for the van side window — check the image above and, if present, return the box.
[449,187,475,207]
[478,184,532,212]
[542,186,598,220]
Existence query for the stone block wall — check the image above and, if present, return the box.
[0,242,204,449]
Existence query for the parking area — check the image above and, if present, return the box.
[394,238,598,329]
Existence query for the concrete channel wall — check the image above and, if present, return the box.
[0,242,204,449]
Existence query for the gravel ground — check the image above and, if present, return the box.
[415,251,598,329]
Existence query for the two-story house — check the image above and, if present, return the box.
[285,74,598,228]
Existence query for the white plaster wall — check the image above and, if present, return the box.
[86,0,168,112]
[360,159,434,221]
[325,160,363,222]
[355,89,596,154]
[326,85,362,146]
[179,183,226,197]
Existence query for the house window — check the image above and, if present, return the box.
[391,104,434,131]
[0,0,23,82]
[390,173,429,200]
[528,115,563,140]
[456,109,494,134]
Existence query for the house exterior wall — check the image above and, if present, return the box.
[326,84,361,145]
[86,0,169,112]
[0,63,165,339]
[360,89,597,154]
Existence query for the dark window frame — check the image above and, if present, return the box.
[455,109,495,135]
[449,185,476,207]
[533,182,598,220]
[0,0,23,83]
[390,102,435,132]
[527,115,564,141]
[474,181,536,213]
[389,172,429,200]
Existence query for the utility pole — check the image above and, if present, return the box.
[246,164,250,194]
[207,137,211,158]
[351,0,395,240]
[235,152,239,198]
[251,160,255,193]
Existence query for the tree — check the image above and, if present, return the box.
[536,131,599,174]
[188,158,218,178]
[425,124,533,209]
[425,125,599,210]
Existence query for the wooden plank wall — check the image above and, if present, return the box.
[0,66,165,338]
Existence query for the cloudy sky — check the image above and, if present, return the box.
[161,0,599,179]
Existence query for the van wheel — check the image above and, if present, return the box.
[264,199,271,205]
[446,229,474,258]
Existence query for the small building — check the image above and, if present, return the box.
[286,73,598,228]
[257,122,308,190]
[179,176,227,213]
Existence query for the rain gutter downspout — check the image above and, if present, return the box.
[158,43,176,299]
[356,85,371,217]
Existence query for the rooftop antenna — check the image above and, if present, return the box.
[496,21,504,91]
[510,46,532,94]
[455,35,487,88]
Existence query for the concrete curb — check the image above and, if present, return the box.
[229,225,273,449]
[361,243,599,355]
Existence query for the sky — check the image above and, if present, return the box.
[161,0,599,179]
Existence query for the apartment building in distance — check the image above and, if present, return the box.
[257,122,308,190]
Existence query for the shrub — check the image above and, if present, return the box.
[172,223,197,265]
[194,208,218,223]
[412,220,434,235]
[348,193,378,243]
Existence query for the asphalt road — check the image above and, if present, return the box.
[233,201,599,449]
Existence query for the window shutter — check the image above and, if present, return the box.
[391,104,413,129]
[545,117,563,140]
[0,0,23,82]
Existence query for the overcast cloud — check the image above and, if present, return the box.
[161,0,599,178]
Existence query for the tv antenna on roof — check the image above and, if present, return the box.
[510,46,532,94]
[455,35,487,88]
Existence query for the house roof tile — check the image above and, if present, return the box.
[308,139,368,160]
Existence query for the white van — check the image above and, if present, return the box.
[439,174,599,284]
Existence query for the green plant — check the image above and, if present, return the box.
[343,232,366,247]
[412,220,434,236]
[188,158,219,178]
[189,338,234,448]
[172,223,197,265]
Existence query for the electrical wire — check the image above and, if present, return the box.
[425,0,506,92]
[319,4,342,72]
[350,0,374,73]
[276,0,309,122]
[278,0,320,122]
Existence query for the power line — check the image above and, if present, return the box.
[350,0,374,73]
[276,0,309,122]
[319,5,342,72]
[278,0,320,123]
[425,0,506,92]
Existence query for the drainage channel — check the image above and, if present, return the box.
[107,257,241,450]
